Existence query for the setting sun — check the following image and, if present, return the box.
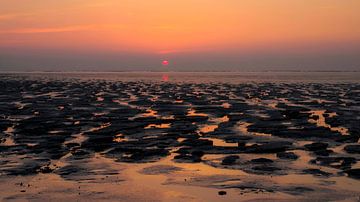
[162,60,169,66]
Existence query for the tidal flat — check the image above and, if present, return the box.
[0,72,359,201]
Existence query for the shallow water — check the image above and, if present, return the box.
[2,71,360,83]
[0,73,359,201]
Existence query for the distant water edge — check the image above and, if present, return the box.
[0,71,359,83]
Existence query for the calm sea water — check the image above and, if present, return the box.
[1,71,360,83]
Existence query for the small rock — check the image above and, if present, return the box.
[222,155,239,165]
[344,169,360,179]
[303,169,331,177]
[304,142,328,151]
[246,141,292,153]
[218,191,227,195]
[314,149,333,156]
[313,157,356,169]
[250,158,273,163]
[174,154,202,163]
[191,150,204,157]
[39,166,53,173]
[252,165,281,172]
[344,145,360,154]
[277,152,298,160]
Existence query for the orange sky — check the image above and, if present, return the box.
[1,0,359,52]
[0,0,360,70]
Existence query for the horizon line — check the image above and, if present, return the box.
[0,70,359,73]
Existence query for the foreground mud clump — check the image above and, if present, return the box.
[0,75,360,201]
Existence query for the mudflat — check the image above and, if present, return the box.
[0,73,359,201]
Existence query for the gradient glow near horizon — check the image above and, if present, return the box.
[1,0,360,71]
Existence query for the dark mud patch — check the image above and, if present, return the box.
[140,165,183,175]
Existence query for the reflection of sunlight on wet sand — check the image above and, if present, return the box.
[64,122,111,146]
[200,137,238,147]
[237,122,272,137]
[112,98,138,109]
[113,133,128,143]
[121,151,360,201]
[96,97,104,102]
[131,108,158,120]
[309,110,349,135]
[93,112,106,117]
[0,152,253,202]
[161,115,175,120]
[273,172,360,194]
[143,109,157,117]
[142,152,247,177]
[273,174,322,186]
[89,122,111,132]
[187,109,208,117]
[221,103,231,109]
[145,123,171,129]
[117,151,256,202]
[267,102,278,109]
[113,99,131,106]
[1,126,16,146]
[352,161,360,169]
[199,125,218,133]
[214,115,229,123]
[197,115,233,145]
[199,116,229,134]
[177,137,187,143]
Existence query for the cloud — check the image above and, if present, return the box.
[0,25,95,34]
[0,13,35,21]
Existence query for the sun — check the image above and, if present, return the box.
[162,60,169,66]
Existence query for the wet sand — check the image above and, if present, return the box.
[0,73,359,201]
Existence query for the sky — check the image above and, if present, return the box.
[0,0,360,71]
